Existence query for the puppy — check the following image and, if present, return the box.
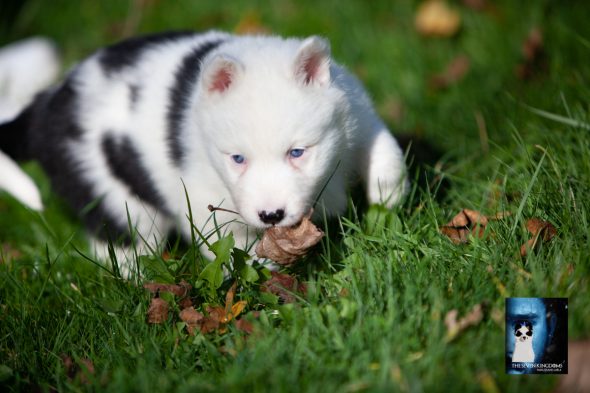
[0,31,407,271]
[512,321,535,363]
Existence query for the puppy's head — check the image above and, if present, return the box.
[514,321,533,342]
[194,36,347,228]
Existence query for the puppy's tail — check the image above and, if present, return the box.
[0,37,60,211]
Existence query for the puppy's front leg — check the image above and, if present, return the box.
[358,124,408,208]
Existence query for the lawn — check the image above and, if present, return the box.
[1,0,589,392]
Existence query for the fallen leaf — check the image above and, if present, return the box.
[526,218,557,241]
[201,306,225,333]
[143,280,192,297]
[415,0,461,38]
[221,281,247,323]
[224,281,237,316]
[458,209,488,226]
[430,55,470,89]
[179,281,249,335]
[522,28,543,62]
[261,271,307,303]
[440,226,471,244]
[520,218,557,257]
[61,355,95,384]
[178,296,193,309]
[78,359,95,385]
[147,296,169,324]
[255,212,324,265]
[445,303,484,341]
[516,28,546,80]
[179,306,204,335]
[519,238,537,258]
[228,301,248,322]
[234,317,254,334]
[440,209,488,244]
[62,355,76,380]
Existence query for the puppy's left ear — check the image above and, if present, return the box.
[201,54,244,94]
[294,36,331,87]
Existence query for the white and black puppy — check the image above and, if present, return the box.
[512,321,535,363]
[0,31,407,270]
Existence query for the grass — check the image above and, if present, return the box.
[1,0,589,391]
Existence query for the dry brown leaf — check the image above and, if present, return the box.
[440,209,489,244]
[178,296,193,309]
[77,359,95,385]
[147,297,169,324]
[430,55,470,90]
[234,317,254,335]
[520,218,557,257]
[143,280,192,297]
[179,306,204,335]
[415,0,461,38]
[224,281,237,315]
[228,301,247,322]
[179,282,249,335]
[62,355,95,384]
[516,28,546,80]
[519,237,537,257]
[445,303,484,341]
[200,306,224,333]
[221,281,247,323]
[462,209,489,226]
[526,218,557,241]
[261,271,307,303]
[255,212,324,265]
[440,226,471,244]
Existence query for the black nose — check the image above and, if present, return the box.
[258,209,285,225]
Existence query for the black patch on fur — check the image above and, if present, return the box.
[101,133,169,214]
[98,31,195,74]
[20,80,132,243]
[0,103,33,160]
[167,40,224,166]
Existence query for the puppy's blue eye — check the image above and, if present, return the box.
[289,148,304,158]
[231,154,245,164]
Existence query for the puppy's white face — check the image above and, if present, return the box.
[194,37,346,228]
[515,325,533,343]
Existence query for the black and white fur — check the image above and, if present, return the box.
[0,31,407,271]
[512,321,535,362]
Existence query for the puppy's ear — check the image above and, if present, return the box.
[294,36,331,87]
[201,54,243,94]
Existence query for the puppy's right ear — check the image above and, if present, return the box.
[294,36,331,87]
[201,54,244,94]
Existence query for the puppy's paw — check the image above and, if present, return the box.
[367,175,408,208]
